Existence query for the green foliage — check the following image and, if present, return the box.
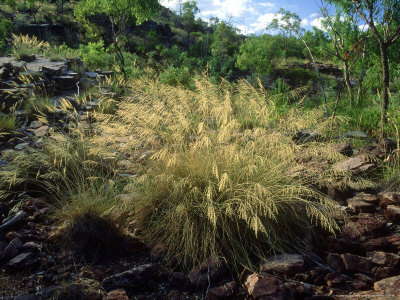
[0,114,16,133]
[237,35,283,75]
[0,19,11,52]
[159,66,193,87]
[79,40,114,70]
[75,0,160,26]
[44,43,80,61]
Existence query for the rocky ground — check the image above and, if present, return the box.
[1,56,400,300]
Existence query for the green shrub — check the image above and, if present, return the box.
[79,40,114,70]
[0,19,11,52]
[0,114,16,133]
[159,66,193,87]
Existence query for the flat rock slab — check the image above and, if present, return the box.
[344,131,368,139]
[260,254,305,275]
[333,155,375,173]
[374,275,400,297]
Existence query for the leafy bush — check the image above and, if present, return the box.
[79,40,114,70]
[0,114,16,133]
[45,43,80,61]
[0,19,11,52]
[159,66,193,87]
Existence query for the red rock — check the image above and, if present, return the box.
[374,275,400,296]
[207,281,238,300]
[386,234,400,251]
[341,253,372,274]
[324,272,345,287]
[385,205,400,224]
[260,254,305,275]
[188,257,228,289]
[324,237,361,254]
[106,289,129,300]
[378,192,400,208]
[370,251,400,267]
[372,266,399,281]
[351,279,369,290]
[347,198,376,213]
[326,253,345,273]
[361,237,389,252]
[341,216,388,242]
[245,274,288,300]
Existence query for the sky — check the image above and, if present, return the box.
[159,0,328,35]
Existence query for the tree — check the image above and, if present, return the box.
[182,1,199,50]
[327,0,400,137]
[269,8,329,118]
[321,5,368,106]
[75,0,159,81]
[236,35,284,75]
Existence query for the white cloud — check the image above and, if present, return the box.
[301,18,309,27]
[308,13,320,19]
[159,0,181,11]
[310,17,324,30]
[259,2,275,8]
[250,12,276,33]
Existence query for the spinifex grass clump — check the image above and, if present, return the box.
[92,76,343,271]
[11,34,50,61]
[133,133,340,270]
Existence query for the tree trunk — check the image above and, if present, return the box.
[343,60,353,107]
[380,43,389,138]
[298,34,328,118]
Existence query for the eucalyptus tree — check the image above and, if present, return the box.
[269,8,329,118]
[321,5,368,106]
[326,0,400,137]
[182,1,199,50]
[75,0,159,81]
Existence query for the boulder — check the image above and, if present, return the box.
[207,281,238,300]
[324,272,345,287]
[370,251,400,267]
[341,253,372,274]
[326,253,345,273]
[245,274,288,300]
[106,289,129,300]
[260,254,305,275]
[378,192,400,208]
[374,275,400,297]
[385,205,400,224]
[341,216,388,242]
[7,252,35,269]
[102,263,157,291]
[188,257,228,289]
[333,155,375,174]
[0,237,22,261]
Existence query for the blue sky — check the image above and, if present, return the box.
[160,0,327,35]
